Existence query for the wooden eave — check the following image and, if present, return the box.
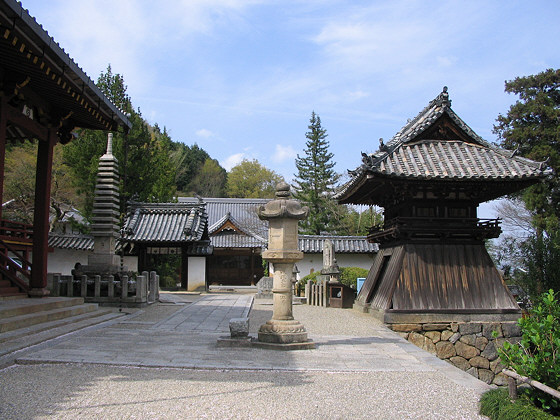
[0,0,131,137]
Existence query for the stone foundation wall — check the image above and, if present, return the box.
[389,322,521,385]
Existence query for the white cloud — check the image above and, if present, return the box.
[272,144,297,163]
[222,153,245,171]
[196,129,215,138]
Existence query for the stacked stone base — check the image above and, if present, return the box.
[390,321,521,385]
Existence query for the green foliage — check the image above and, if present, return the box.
[298,267,368,289]
[293,112,341,234]
[226,159,284,198]
[63,65,176,219]
[338,206,383,236]
[494,68,560,234]
[188,158,227,197]
[480,389,559,420]
[299,270,321,286]
[339,267,369,288]
[171,142,211,193]
[518,232,560,296]
[497,290,560,415]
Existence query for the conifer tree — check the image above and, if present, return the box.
[293,112,340,234]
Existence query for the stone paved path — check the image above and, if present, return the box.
[0,293,489,419]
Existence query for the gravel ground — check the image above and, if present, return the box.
[0,296,488,419]
[249,301,384,335]
[0,363,485,420]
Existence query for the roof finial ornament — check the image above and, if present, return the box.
[437,86,451,107]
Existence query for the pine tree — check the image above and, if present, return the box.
[293,112,340,234]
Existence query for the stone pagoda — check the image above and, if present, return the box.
[84,132,122,273]
[335,87,550,325]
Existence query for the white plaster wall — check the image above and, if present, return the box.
[188,256,206,291]
[297,253,374,279]
[123,256,138,273]
[47,249,90,275]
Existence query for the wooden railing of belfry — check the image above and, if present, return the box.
[0,238,31,292]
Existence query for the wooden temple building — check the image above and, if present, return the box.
[0,0,131,298]
[336,87,549,324]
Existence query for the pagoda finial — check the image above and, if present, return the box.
[106,132,113,156]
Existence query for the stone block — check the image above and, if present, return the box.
[459,334,476,346]
[466,367,478,379]
[459,323,481,335]
[493,372,509,386]
[490,358,504,374]
[478,369,495,385]
[469,356,490,369]
[229,318,249,338]
[436,341,456,359]
[455,341,479,359]
[483,323,503,339]
[422,323,449,331]
[441,330,454,341]
[396,332,409,340]
[481,340,498,361]
[449,332,461,344]
[502,322,522,338]
[408,332,436,354]
[475,336,488,351]
[507,336,522,345]
[450,322,459,332]
[390,323,422,332]
[449,356,470,371]
[425,331,441,343]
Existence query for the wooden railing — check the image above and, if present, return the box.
[367,217,502,243]
[0,238,31,292]
[0,219,34,243]
[503,369,560,402]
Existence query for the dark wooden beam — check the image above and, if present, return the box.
[0,96,6,220]
[6,101,49,141]
[29,128,56,296]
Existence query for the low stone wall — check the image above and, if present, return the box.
[389,322,522,385]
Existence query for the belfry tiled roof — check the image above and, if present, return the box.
[121,202,208,243]
[336,87,550,203]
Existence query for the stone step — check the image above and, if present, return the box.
[0,293,28,301]
[0,297,85,318]
[0,302,99,333]
[0,286,21,295]
[0,309,124,357]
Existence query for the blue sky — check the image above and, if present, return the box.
[22,1,560,216]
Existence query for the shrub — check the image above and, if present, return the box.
[497,289,560,415]
[339,267,369,288]
[480,389,559,420]
[298,267,369,289]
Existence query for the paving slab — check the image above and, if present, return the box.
[1,293,491,419]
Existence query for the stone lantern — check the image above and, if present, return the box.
[256,182,314,349]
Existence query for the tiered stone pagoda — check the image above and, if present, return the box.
[336,87,549,324]
[83,133,122,274]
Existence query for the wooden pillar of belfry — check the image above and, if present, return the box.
[0,97,7,221]
[29,129,57,297]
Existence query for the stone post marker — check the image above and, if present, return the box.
[255,182,315,349]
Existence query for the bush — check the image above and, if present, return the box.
[480,389,559,420]
[340,267,369,288]
[298,267,369,289]
[497,289,560,415]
